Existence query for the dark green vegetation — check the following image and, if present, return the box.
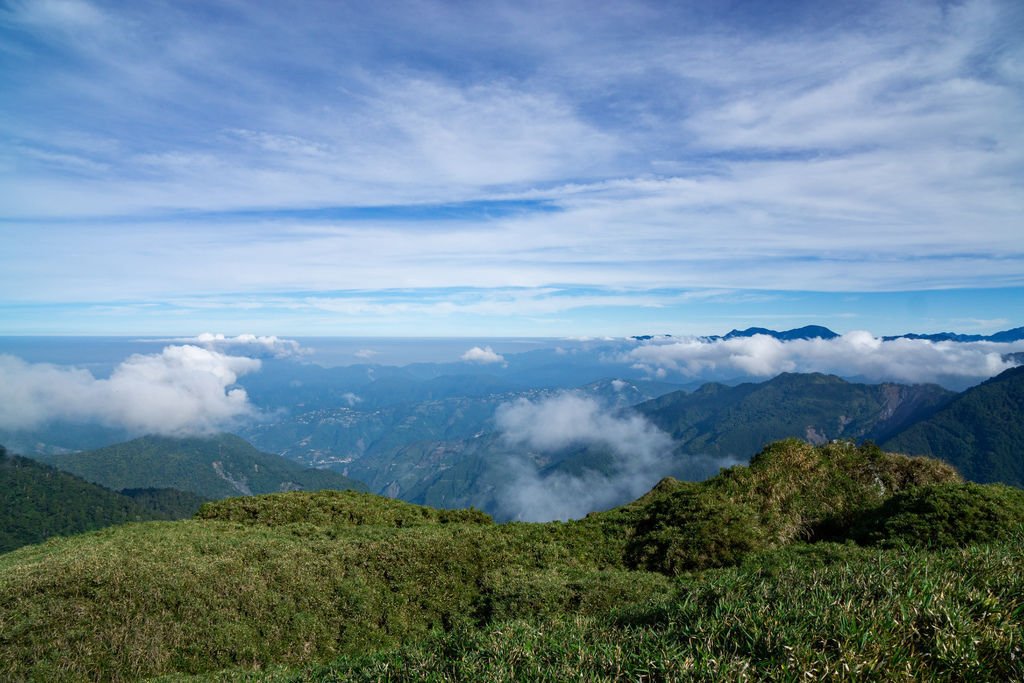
[3,440,1023,680]
[0,445,202,553]
[850,482,1024,549]
[195,489,492,528]
[120,487,210,519]
[620,439,959,573]
[884,365,1024,486]
[35,433,367,500]
[639,372,954,457]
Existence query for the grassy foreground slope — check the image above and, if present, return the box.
[209,542,1024,682]
[2,441,1023,681]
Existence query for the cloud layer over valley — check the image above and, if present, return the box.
[628,332,1024,387]
[494,393,732,521]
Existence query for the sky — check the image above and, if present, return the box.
[1,0,1022,337]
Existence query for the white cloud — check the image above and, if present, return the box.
[627,332,1023,387]
[185,333,305,358]
[496,393,669,454]
[492,393,730,521]
[1,1,1021,330]
[461,346,506,365]
[0,345,261,435]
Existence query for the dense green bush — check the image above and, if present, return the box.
[620,439,961,573]
[625,487,768,572]
[196,489,493,528]
[851,482,1024,548]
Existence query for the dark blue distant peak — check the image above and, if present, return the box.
[716,325,839,341]
[631,334,673,341]
[882,326,1024,343]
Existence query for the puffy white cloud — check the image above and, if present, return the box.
[493,393,731,521]
[460,346,506,365]
[627,332,1023,387]
[0,345,261,435]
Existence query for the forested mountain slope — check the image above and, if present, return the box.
[884,365,1024,486]
[36,433,367,500]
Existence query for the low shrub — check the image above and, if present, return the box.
[850,482,1024,548]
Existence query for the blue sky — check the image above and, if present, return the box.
[1,0,1021,337]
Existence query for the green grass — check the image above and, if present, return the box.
[163,541,1024,682]
[1,440,1021,681]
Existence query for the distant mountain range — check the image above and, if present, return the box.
[342,367,1023,517]
[335,373,958,516]
[240,377,682,470]
[11,365,1024,525]
[702,325,1024,342]
[715,325,840,341]
[35,434,367,500]
[882,327,1024,343]
[638,372,954,455]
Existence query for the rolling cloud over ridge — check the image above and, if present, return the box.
[627,331,1023,387]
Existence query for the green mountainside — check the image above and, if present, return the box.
[240,378,678,471]
[3,441,1023,680]
[637,372,954,458]
[344,373,954,514]
[883,365,1024,486]
[36,433,367,500]
[0,445,200,553]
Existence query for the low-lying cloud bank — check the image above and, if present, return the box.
[182,333,306,359]
[0,345,261,436]
[494,393,731,521]
[627,331,1023,387]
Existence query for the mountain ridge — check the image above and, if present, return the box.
[883,365,1024,486]
[35,433,367,500]
[0,445,203,553]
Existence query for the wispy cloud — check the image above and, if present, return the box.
[1,1,1021,333]
[154,333,306,358]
